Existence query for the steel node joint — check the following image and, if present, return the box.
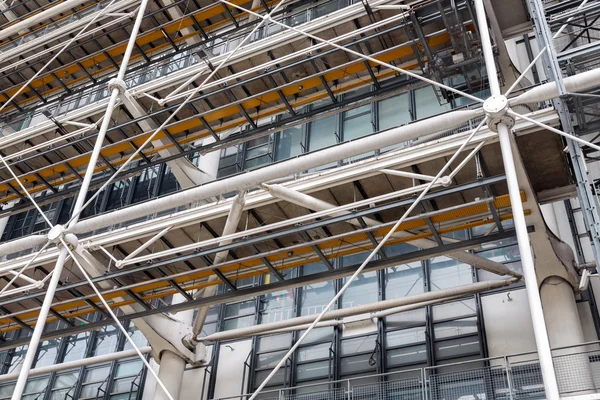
[108,78,128,96]
[483,95,514,133]
[47,224,78,248]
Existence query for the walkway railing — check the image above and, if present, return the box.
[212,340,600,400]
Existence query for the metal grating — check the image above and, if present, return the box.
[281,388,346,400]
[353,378,422,400]
[428,366,510,400]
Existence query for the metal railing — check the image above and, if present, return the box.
[211,340,600,400]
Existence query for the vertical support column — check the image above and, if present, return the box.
[153,294,193,400]
[541,276,595,394]
[473,0,560,398]
[526,0,600,267]
[9,2,151,399]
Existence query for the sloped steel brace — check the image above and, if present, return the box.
[527,0,600,267]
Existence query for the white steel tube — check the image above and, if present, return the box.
[380,169,435,181]
[70,0,148,226]
[200,278,515,342]
[497,123,560,399]
[69,108,479,235]
[192,192,246,336]
[10,246,69,400]
[122,226,173,262]
[474,0,560,398]
[0,0,94,41]
[512,67,600,104]
[0,346,152,382]
[263,183,519,277]
[9,2,151,399]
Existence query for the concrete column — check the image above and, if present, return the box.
[541,276,596,394]
[541,203,559,238]
[154,350,186,400]
[152,293,193,400]
[195,137,220,185]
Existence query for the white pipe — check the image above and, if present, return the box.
[0,346,152,382]
[68,109,480,235]
[220,295,465,339]
[122,226,173,263]
[9,2,151,399]
[380,168,435,181]
[0,0,95,41]
[474,0,560,398]
[192,192,246,337]
[0,235,46,260]
[263,183,520,277]
[199,278,516,342]
[512,67,600,104]
[11,247,69,400]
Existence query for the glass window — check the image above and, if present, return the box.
[414,86,451,119]
[296,360,330,381]
[92,325,119,356]
[434,317,478,339]
[80,365,111,398]
[432,299,477,321]
[123,322,148,350]
[429,256,472,290]
[386,327,426,347]
[297,342,331,362]
[343,105,373,141]
[386,308,427,331]
[379,93,412,131]
[34,339,59,367]
[245,135,273,169]
[257,333,293,352]
[434,336,480,360]
[276,126,304,160]
[260,289,295,324]
[51,371,79,399]
[218,145,242,178]
[63,332,90,362]
[132,165,160,203]
[309,115,338,151]
[300,279,334,316]
[386,344,427,367]
[341,335,376,356]
[385,261,424,299]
[342,270,378,308]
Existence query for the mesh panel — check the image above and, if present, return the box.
[428,366,510,400]
[352,378,422,400]
[281,388,346,400]
[509,361,545,399]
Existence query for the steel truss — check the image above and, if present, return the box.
[0,0,599,397]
